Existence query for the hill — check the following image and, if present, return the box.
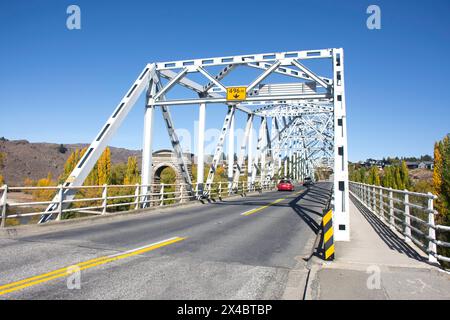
[0,139,142,186]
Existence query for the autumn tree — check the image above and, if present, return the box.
[440,135,450,216]
[33,172,57,201]
[124,156,140,185]
[367,166,380,186]
[97,147,111,185]
[433,141,444,214]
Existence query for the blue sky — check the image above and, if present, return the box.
[0,0,449,161]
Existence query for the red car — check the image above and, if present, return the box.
[277,179,294,191]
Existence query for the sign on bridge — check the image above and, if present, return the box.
[226,86,247,101]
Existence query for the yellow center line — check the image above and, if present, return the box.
[241,189,305,216]
[0,236,186,296]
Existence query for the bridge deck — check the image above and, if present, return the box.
[0,183,330,299]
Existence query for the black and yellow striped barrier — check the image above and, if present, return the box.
[323,209,335,260]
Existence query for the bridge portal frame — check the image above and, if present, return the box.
[38,48,350,241]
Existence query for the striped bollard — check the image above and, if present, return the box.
[323,209,335,261]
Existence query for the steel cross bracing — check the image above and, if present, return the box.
[39,48,350,242]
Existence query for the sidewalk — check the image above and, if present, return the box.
[305,196,450,300]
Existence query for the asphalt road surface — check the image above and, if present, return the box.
[0,182,332,299]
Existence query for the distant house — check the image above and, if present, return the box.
[406,161,434,170]
[418,161,434,170]
[363,158,389,168]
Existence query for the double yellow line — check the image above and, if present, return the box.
[0,236,185,296]
[241,189,305,216]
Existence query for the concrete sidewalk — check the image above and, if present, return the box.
[305,196,450,300]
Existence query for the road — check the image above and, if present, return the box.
[0,182,331,299]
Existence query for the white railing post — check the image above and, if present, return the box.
[102,184,108,214]
[56,184,63,221]
[372,186,376,213]
[366,184,370,207]
[389,188,395,230]
[160,183,165,206]
[179,184,184,204]
[404,190,411,242]
[362,184,365,203]
[360,183,363,200]
[219,182,222,198]
[379,188,384,221]
[1,185,8,228]
[207,183,212,199]
[427,193,438,263]
[134,183,140,210]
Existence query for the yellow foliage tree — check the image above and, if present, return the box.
[124,156,139,185]
[59,148,83,183]
[433,142,443,194]
[32,172,57,201]
[433,141,443,214]
[97,147,111,185]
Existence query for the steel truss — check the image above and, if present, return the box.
[39,48,350,241]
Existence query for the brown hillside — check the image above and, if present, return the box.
[0,139,142,186]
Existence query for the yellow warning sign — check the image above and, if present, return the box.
[226,87,247,101]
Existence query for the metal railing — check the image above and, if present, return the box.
[349,181,450,264]
[0,181,276,227]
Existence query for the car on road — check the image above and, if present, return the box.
[277,179,294,191]
[303,177,313,186]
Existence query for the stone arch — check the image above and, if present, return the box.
[153,163,180,185]
[151,149,193,186]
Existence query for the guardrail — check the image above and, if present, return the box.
[0,181,276,227]
[349,181,450,264]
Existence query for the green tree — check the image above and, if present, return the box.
[110,163,127,185]
[382,166,391,187]
[394,166,402,189]
[366,166,381,186]
[400,160,410,189]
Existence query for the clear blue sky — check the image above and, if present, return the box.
[0,0,449,161]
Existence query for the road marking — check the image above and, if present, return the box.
[0,236,185,296]
[240,208,258,215]
[241,189,306,216]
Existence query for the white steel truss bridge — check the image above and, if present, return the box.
[39,48,350,241]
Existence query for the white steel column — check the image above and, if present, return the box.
[141,105,155,204]
[332,48,350,241]
[289,143,293,179]
[260,117,267,185]
[294,152,298,181]
[141,78,157,207]
[228,109,235,192]
[247,118,254,189]
[197,102,206,196]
